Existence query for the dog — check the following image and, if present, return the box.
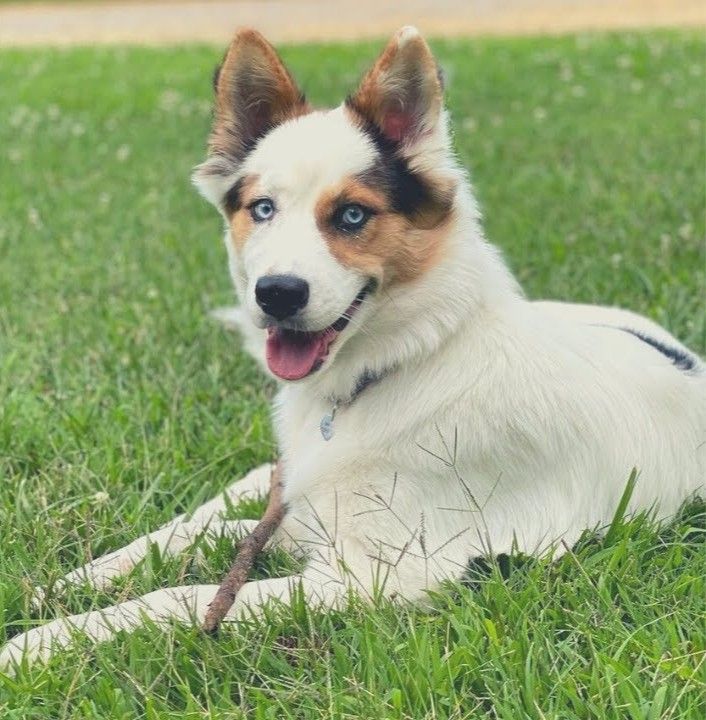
[2,26,704,670]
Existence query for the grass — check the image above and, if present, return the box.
[0,30,704,719]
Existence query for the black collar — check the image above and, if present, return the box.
[320,367,389,441]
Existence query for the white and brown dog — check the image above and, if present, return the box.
[2,27,704,669]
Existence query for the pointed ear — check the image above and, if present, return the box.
[193,29,307,204]
[211,28,307,159]
[347,26,444,146]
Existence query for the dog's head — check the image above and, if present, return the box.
[193,27,460,382]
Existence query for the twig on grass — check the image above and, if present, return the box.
[202,462,284,634]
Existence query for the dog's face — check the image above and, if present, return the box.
[194,27,456,381]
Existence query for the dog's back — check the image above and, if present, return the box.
[531,299,705,510]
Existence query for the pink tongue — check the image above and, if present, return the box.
[266,329,334,380]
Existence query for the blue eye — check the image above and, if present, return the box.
[335,204,370,231]
[250,198,275,222]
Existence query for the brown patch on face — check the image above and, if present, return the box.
[356,154,456,230]
[231,211,254,253]
[225,173,261,251]
[315,176,454,286]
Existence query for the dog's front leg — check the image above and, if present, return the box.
[1,573,344,671]
[2,584,223,670]
[36,463,274,600]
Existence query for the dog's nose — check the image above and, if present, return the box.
[255,274,310,320]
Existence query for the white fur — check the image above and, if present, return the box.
[216,108,379,334]
[3,31,704,672]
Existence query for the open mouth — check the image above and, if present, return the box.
[265,283,372,381]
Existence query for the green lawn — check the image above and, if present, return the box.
[1,31,705,719]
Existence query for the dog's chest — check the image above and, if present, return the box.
[275,388,368,472]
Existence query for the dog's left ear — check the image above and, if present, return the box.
[347,26,444,147]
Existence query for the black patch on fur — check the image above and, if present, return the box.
[238,132,265,164]
[619,327,697,372]
[462,554,519,591]
[223,176,247,215]
[358,156,434,217]
[347,97,452,224]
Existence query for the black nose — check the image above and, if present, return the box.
[255,274,310,320]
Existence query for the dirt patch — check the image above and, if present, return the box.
[0,0,704,47]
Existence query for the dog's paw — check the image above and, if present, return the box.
[31,518,261,608]
[209,306,268,372]
[31,534,180,608]
[1,606,135,672]
[210,305,248,332]
[34,545,145,608]
[0,616,81,672]
[3,586,222,672]
[30,547,137,610]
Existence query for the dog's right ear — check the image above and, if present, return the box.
[193,29,307,206]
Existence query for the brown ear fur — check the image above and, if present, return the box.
[209,29,309,161]
[348,27,443,145]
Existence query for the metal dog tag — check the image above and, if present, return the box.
[320,413,334,441]
[320,402,338,441]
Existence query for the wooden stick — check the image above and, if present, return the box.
[202,462,284,634]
